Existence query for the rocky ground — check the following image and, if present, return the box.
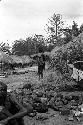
[1,65,83,125]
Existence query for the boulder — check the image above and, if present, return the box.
[33,97,41,103]
[23,83,32,90]
[60,107,70,115]
[23,102,33,113]
[48,97,55,107]
[54,100,63,107]
[65,95,72,101]
[40,97,47,104]
[62,99,68,105]
[36,91,43,97]
[33,103,48,113]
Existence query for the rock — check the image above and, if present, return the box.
[65,95,72,101]
[23,102,33,113]
[28,112,37,117]
[36,91,43,97]
[65,103,72,110]
[69,100,78,106]
[36,113,48,120]
[56,97,61,101]
[52,105,59,111]
[45,92,52,100]
[25,90,32,95]
[70,106,78,110]
[68,116,74,121]
[33,89,37,94]
[62,99,68,105]
[31,94,37,100]
[78,104,83,112]
[72,95,79,101]
[56,93,63,99]
[48,98,55,108]
[71,110,83,117]
[49,90,55,97]
[23,83,32,90]
[55,100,63,107]
[33,97,41,103]
[53,92,57,97]
[40,97,47,104]
[33,103,48,113]
[60,108,70,115]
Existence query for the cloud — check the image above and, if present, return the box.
[0,0,83,45]
[63,0,83,18]
[2,0,52,20]
[1,0,83,20]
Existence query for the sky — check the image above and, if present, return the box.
[0,0,83,46]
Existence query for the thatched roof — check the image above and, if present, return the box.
[30,53,39,58]
[0,51,14,64]
[10,55,33,64]
[10,55,23,64]
[51,32,83,59]
[31,52,51,59]
[21,55,33,64]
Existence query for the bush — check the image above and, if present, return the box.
[50,43,83,75]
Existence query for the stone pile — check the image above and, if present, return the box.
[14,83,83,121]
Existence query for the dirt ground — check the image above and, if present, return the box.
[0,65,83,125]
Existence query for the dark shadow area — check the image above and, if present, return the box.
[8,101,20,115]
[59,84,83,92]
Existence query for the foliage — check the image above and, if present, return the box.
[61,21,80,44]
[62,28,72,43]
[0,42,11,54]
[79,24,83,33]
[12,35,50,56]
[50,33,83,74]
[46,15,80,46]
[72,21,79,37]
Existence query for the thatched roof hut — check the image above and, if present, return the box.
[31,52,51,60]
[21,55,33,64]
[0,51,14,64]
[10,55,34,67]
[10,55,23,64]
[51,32,83,61]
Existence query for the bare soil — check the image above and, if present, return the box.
[0,65,83,125]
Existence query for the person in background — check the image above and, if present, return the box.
[38,56,44,80]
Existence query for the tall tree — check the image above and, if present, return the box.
[72,21,79,37]
[46,13,64,45]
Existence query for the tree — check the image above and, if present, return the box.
[61,21,80,43]
[12,35,48,56]
[79,24,83,33]
[33,34,46,53]
[46,13,64,45]
[12,39,27,55]
[61,28,72,43]
[72,21,79,37]
[0,42,11,54]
